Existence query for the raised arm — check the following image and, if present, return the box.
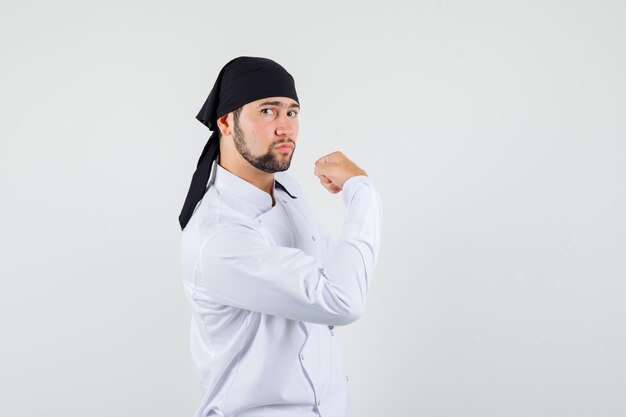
[197,170,382,326]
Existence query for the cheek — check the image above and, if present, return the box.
[243,123,274,149]
[240,119,261,141]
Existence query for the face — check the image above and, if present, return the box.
[231,96,300,173]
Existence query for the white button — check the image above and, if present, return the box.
[311,235,316,241]
[346,375,350,381]
[300,354,304,361]
[330,330,334,336]
[317,400,321,406]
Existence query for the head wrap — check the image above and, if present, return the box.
[178,56,299,230]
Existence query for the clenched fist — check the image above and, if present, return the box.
[313,151,367,194]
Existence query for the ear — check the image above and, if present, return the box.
[216,113,232,137]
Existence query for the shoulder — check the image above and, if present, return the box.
[182,186,252,236]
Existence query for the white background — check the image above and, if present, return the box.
[1,1,625,416]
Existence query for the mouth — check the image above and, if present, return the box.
[275,143,294,152]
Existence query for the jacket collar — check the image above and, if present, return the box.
[213,163,297,218]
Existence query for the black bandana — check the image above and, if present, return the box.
[178,56,300,230]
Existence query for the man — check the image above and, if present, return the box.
[179,56,383,417]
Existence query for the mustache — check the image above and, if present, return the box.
[273,139,295,148]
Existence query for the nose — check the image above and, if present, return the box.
[275,113,296,137]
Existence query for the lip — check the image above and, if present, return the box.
[275,144,294,152]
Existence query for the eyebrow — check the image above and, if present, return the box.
[257,100,300,109]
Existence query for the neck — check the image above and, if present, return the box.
[217,153,276,206]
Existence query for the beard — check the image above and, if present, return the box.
[232,118,295,173]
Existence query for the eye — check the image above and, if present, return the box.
[287,110,299,117]
[261,108,275,116]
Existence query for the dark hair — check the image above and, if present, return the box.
[218,107,243,140]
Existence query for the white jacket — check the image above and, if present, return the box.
[181,163,383,417]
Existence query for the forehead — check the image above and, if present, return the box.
[245,96,300,109]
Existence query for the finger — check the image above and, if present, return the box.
[314,164,332,178]
[320,174,333,184]
[315,153,337,166]
[313,162,326,177]
[319,178,333,191]
[319,177,342,194]
[330,183,342,193]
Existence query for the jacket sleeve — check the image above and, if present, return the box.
[197,175,383,326]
